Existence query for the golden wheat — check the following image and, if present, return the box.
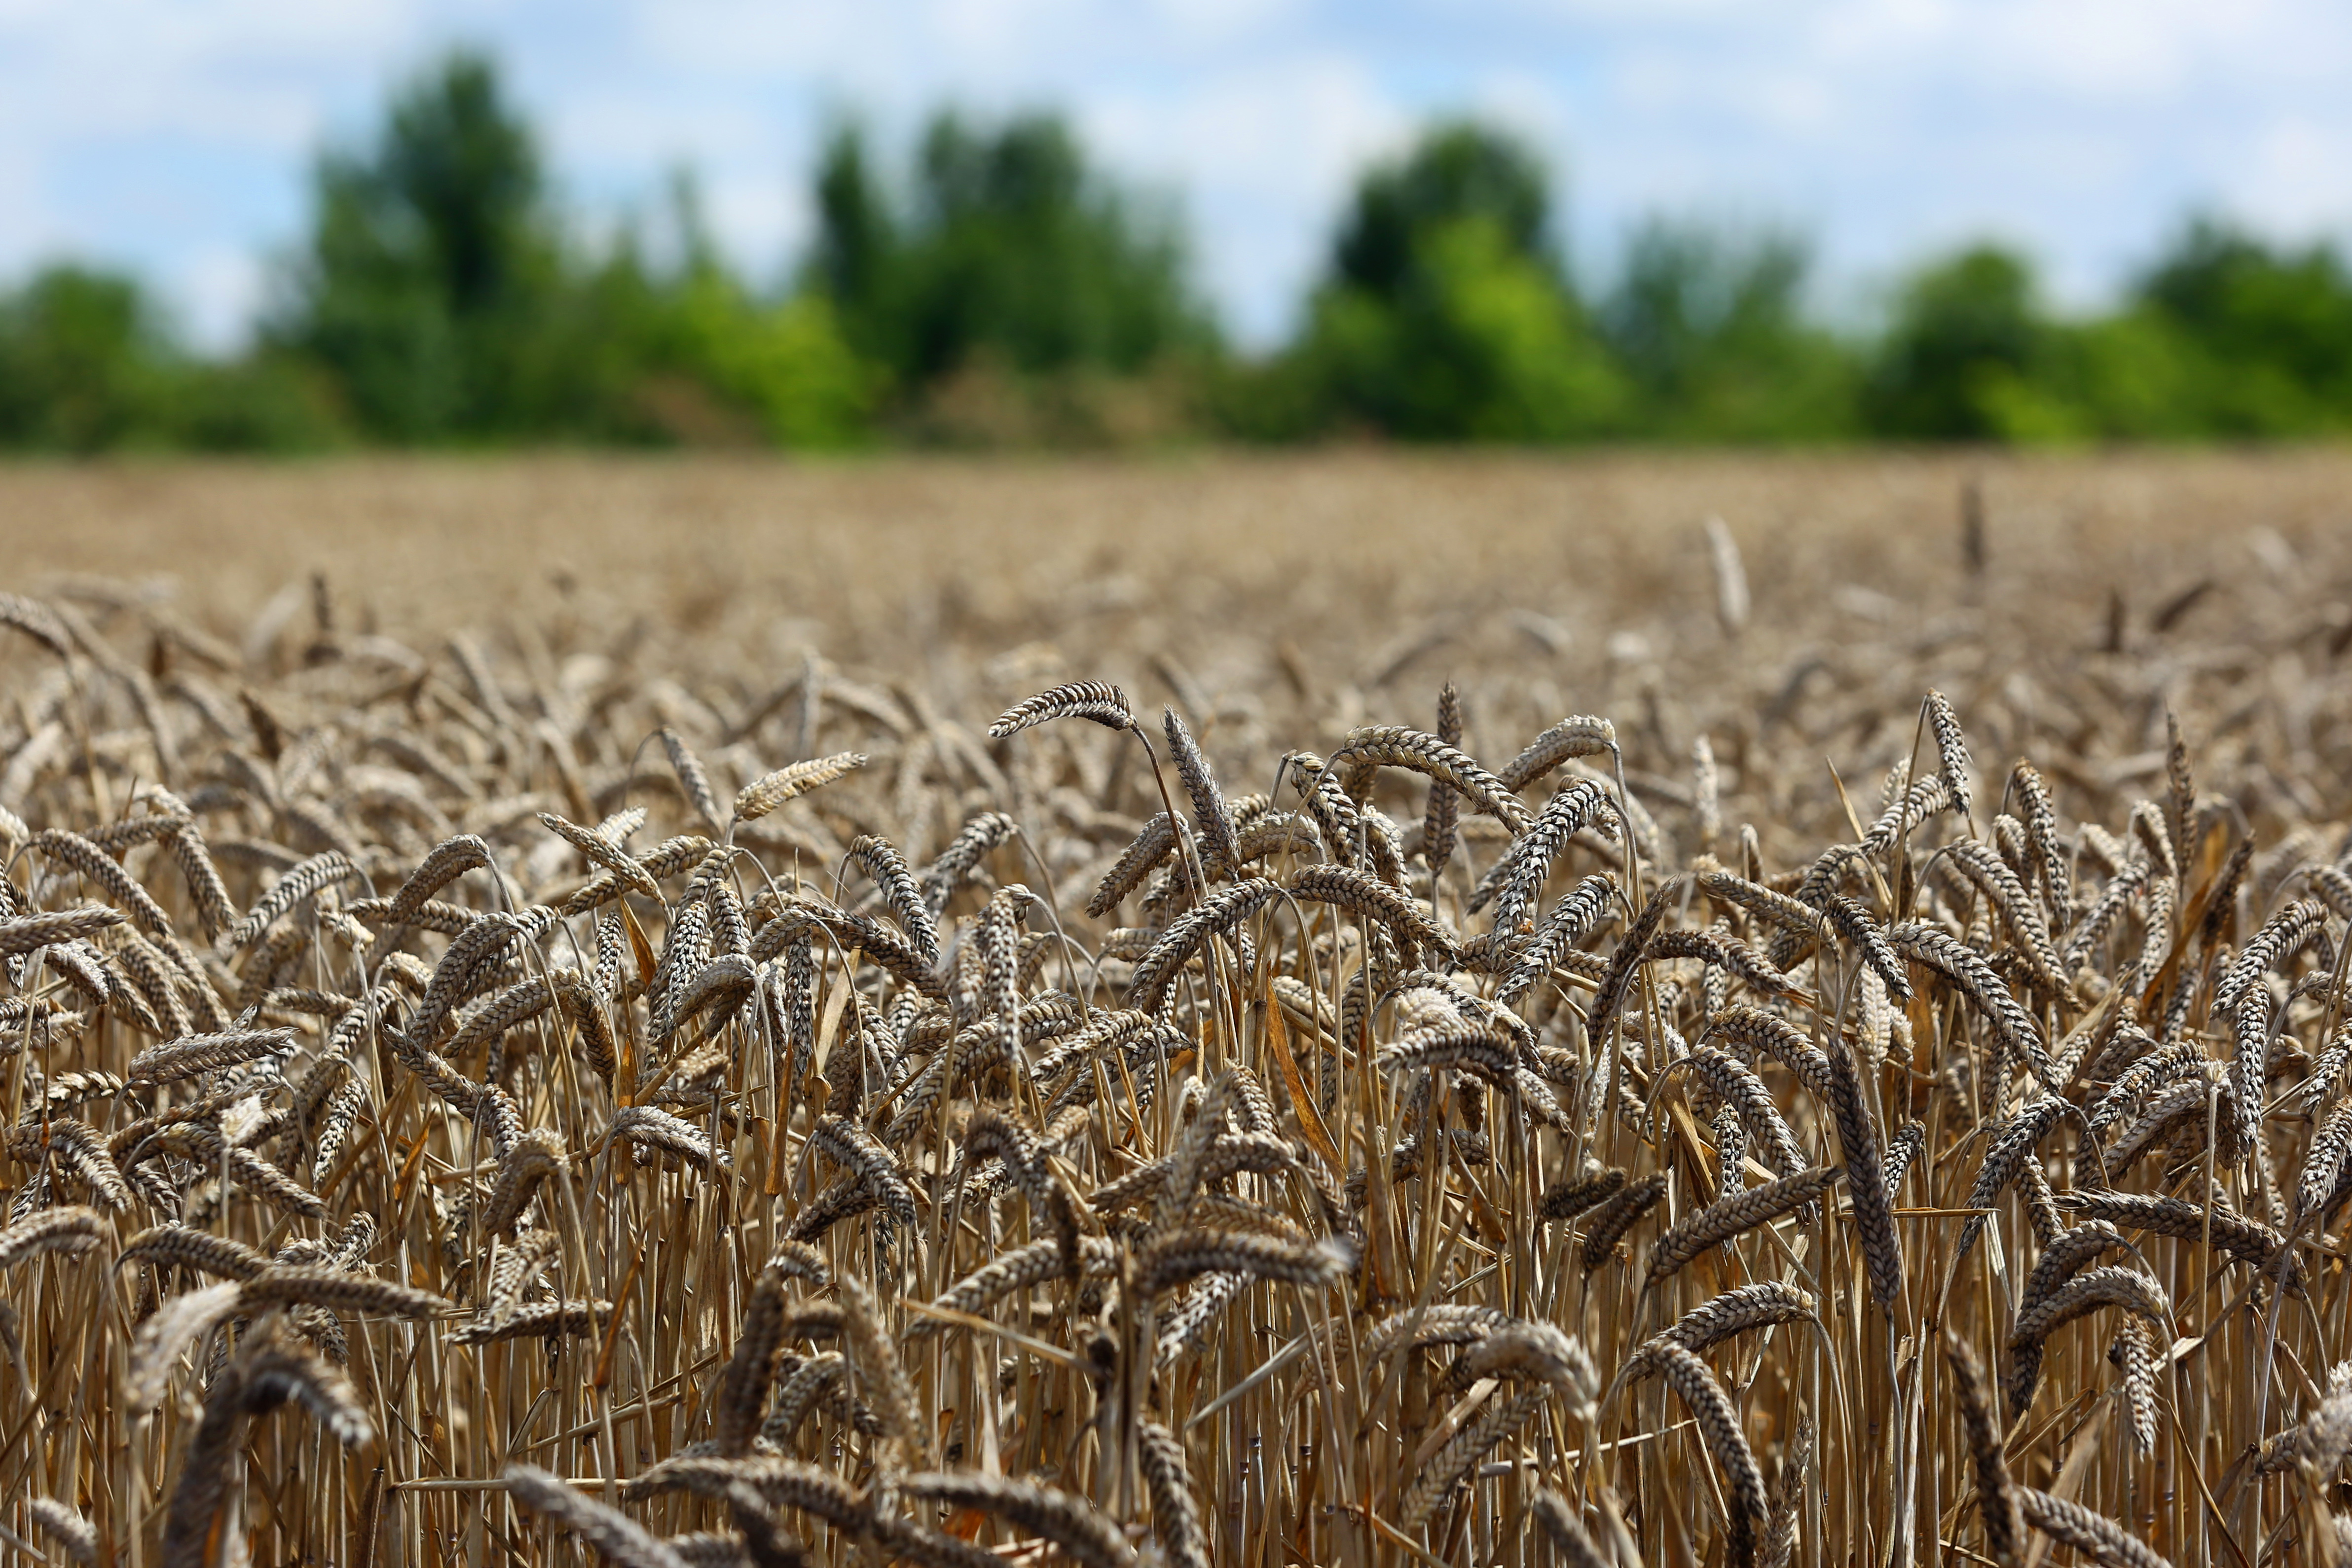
[0,454,2350,1564]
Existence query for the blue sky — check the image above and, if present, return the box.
[5,0,2351,350]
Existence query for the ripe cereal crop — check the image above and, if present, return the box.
[0,449,2350,1565]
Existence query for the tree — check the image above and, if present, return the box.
[511,174,875,448]
[0,265,181,450]
[267,51,874,448]
[808,110,1211,425]
[1863,245,2067,440]
[2131,218,2352,434]
[1279,121,1624,441]
[273,50,561,439]
[811,125,896,345]
[1332,123,1555,298]
[1599,219,1857,440]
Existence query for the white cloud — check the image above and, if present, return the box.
[179,246,270,349]
[1084,52,1404,340]
[2241,115,2352,237]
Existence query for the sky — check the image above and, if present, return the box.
[4,0,2352,351]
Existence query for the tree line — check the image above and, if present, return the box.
[5,50,2352,452]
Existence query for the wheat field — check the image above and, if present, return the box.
[0,449,2349,1567]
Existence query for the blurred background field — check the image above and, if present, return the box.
[7,445,2347,857]
[7,447,2345,631]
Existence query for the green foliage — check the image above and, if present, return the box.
[172,356,347,452]
[14,65,2352,454]
[1331,123,1555,298]
[2132,219,2352,434]
[810,111,1212,438]
[1257,123,1625,442]
[656,270,877,448]
[1857,222,2352,444]
[1301,215,1626,440]
[264,53,871,448]
[1600,219,1858,441]
[0,265,183,451]
[508,183,878,449]
[1862,245,2063,440]
[0,264,341,453]
[271,50,560,439]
